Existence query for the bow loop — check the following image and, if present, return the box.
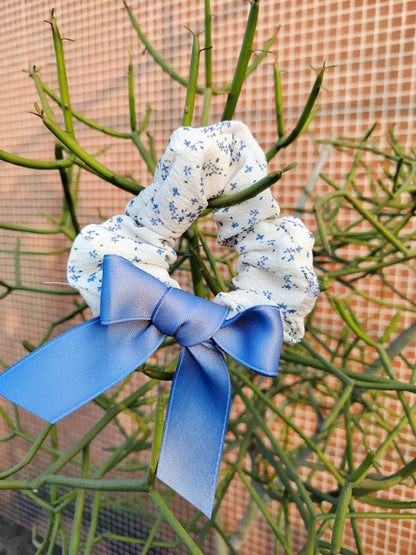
[213,306,283,377]
[100,255,167,324]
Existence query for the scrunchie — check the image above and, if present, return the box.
[67,121,319,342]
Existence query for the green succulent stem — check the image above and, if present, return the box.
[40,113,142,194]
[49,10,75,137]
[266,64,326,161]
[221,0,259,121]
[182,30,200,126]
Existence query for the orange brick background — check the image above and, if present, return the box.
[1,1,416,553]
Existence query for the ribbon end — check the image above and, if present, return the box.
[155,344,232,520]
[156,470,214,519]
[0,317,163,424]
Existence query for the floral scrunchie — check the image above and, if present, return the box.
[67,121,319,342]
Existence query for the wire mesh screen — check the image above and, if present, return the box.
[1,1,416,553]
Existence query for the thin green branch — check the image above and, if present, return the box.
[38,111,142,194]
[147,394,165,484]
[204,0,212,89]
[36,76,131,138]
[239,470,294,554]
[213,31,279,95]
[314,189,410,255]
[207,164,296,209]
[130,131,157,174]
[149,489,204,554]
[128,56,137,132]
[274,62,285,139]
[266,65,326,161]
[49,10,75,137]
[55,144,80,234]
[182,30,200,126]
[69,446,90,555]
[124,2,191,90]
[330,480,352,555]
[222,0,259,120]
[0,149,73,170]
[0,423,53,479]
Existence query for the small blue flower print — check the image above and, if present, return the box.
[160,162,170,181]
[202,160,222,176]
[184,139,203,151]
[168,201,178,216]
[282,248,295,262]
[84,230,96,242]
[107,223,122,232]
[248,209,259,226]
[258,255,269,268]
[282,275,298,290]
[151,197,160,214]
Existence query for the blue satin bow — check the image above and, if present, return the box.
[0,254,283,517]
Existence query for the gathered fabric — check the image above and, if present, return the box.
[67,120,319,342]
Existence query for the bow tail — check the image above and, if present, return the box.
[156,343,232,518]
[0,318,164,423]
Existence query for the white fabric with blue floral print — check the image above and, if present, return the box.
[67,121,319,343]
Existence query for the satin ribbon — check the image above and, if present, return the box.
[0,255,283,517]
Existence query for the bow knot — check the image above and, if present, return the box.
[150,287,228,346]
[0,254,283,518]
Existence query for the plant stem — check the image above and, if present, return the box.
[69,445,90,555]
[40,114,142,194]
[266,65,325,161]
[149,489,204,554]
[0,149,73,170]
[49,10,75,137]
[207,165,296,209]
[222,0,259,121]
[182,30,200,126]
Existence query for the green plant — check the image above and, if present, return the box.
[1,2,415,554]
